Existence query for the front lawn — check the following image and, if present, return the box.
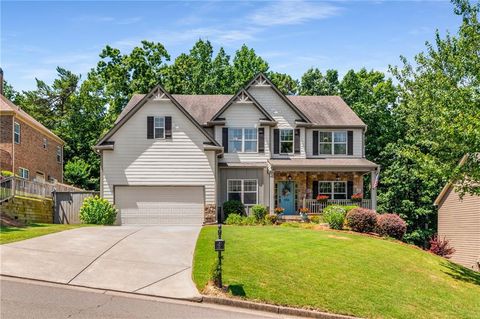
[0,223,91,244]
[193,226,480,319]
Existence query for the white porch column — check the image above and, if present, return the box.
[269,168,275,214]
[370,169,377,211]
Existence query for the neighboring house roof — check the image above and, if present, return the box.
[0,95,64,144]
[434,154,478,206]
[98,85,220,147]
[116,94,365,127]
[268,158,378,170]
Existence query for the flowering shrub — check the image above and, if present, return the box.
[351,193,363,202]
[274,207,285,214]
[316,194,329,202]
[323,205,347,230]
[79,196,117,225]
[346,208,377,233]
[376,214,407,239]
[429,235,455,258]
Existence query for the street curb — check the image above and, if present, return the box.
[202,295,362,319]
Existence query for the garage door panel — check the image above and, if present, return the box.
[115,186,204,225]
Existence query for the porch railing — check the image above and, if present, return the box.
[305,199,372,214]
[0,176,83,202]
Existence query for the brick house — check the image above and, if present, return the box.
[0,94,64,183]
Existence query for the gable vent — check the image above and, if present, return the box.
[253,74,269,86]
[236,91,253,103]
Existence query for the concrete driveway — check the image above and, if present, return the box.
[0,226,202,300]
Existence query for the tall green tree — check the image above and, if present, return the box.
[268,72,298,95]
[379,0,480,244]
[232,45,269,90]
[299,68,339,95]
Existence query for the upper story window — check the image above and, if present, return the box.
[43,138,48,149]
[14,122,20,144]
[228,128,258,153]
[318,181,347,199]
[280,129,294,154]
[319,131,347,155]
[227,179,258,205]
[56,146,62,163]
[19,167,29,180]
[154,116,165,139]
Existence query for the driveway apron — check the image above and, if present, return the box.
[0,226,202,300]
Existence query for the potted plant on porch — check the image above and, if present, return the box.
[316,194,329,203]
[274,207,285,215]
[351,193,363,203]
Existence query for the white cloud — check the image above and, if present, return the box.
[249,0,341,26]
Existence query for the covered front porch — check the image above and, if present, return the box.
[267,158,379,214]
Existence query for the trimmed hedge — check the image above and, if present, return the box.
[376,213,407,239]
[346,208,377,233]
[223,200,245,219]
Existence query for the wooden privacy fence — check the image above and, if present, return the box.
[53,191,98,224]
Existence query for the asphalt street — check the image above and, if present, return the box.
[0,276,305,319]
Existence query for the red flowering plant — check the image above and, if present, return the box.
[274,207,285,215]
[351,193,363,202]
[316,194,329,203]
[299,207,310,214]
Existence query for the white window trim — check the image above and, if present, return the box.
[154,116,165,139]
[228,128,258,153]
[19,167,29,179]
[14,122,20,144]
[279,128,294,155]
[317,181,347,199]
[227,179,258,205]
[318,130,347,155]
[56,146,62,163]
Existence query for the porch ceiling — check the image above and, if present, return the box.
[268,158,378,172]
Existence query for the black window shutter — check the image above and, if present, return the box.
[273,129,279,154]
[313,131,319,155]
[312,181,319,198]
[222,128,229,153]
[165,116,172,138]
[147,116,154,139]
[347,181,354,199]
[258,128,265,153]
[294,129,300,154]
[347,131,353,155]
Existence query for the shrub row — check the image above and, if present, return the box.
[322,205,407,240]
[225,213,277,226]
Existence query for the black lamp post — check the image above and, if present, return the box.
[214,224,225,288]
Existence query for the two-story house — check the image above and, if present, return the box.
[95,73,378,225]
[0,91,64,183]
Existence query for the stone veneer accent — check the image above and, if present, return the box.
[204,204,217,224]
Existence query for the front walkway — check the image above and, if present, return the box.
[0,226,202,300]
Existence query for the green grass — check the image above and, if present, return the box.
[193,226,480,319]
[0,223,92,244]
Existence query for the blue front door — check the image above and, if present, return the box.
[278,182,296,215]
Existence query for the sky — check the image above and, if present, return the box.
[1,0,462,91]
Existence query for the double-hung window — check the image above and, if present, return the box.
[228,128,257,153]
[319,131,347,155]
[56,146,62,163]
[227,179,258,205]
[19,167,29,180]
[154,116,165,139]
[14,122,20,144]
[280,129,294,154]
[317,181,347,199]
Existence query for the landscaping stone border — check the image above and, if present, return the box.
[202,295,362,319]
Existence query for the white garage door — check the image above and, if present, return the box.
[115,186,204,225]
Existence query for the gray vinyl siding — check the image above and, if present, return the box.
[215,101,271,162]
[305,128,364,158]
[247,86,306,158]
[218,167,269,208]
[438,187,480,271]
[101,99,216,205]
